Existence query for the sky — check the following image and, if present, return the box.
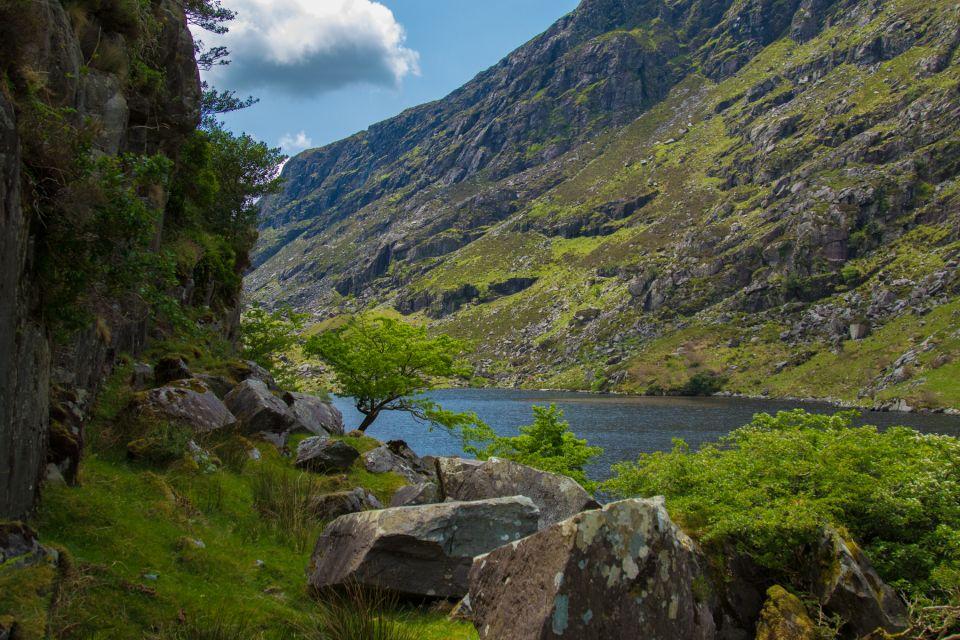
[198,0,581,156]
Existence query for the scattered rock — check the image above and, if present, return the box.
[241,360,280,391]
[224,379,297,434]
[295,437,359,473]
[308,497,540,598]
[390,482,440,507]
[810,528,908,636]
[309,488,381,520]
[467,498,716,639]
[194,374,235,399]
[154,357,192,385]
[364,440,432,482]
[849,322,871,340]
[755,586,817,640]
[436,457,598,528]
[136,379,236,433]
[283,391,344,435]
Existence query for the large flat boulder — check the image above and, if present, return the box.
[135,379,235,433]
[437,457,598,528]
[283,391,344,435]
[224,379,296,434]
[810,528,908,636]
[466,498,717,640]
[389,482,439,507]
[295,437,359,473]
[308,497,540,599]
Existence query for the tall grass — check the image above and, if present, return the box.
[251,465,325,552]
[304,585,420,640]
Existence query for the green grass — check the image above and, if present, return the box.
[6,365,476,640]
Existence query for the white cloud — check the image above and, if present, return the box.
[199,0,420,96]
[278,130,313,154]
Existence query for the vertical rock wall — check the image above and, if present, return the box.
[0,0,202,519]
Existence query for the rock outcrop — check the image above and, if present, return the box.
[466,497,718,639]
[436,457,598,528]
[309,488,382,521]
[810,528,909,636]
[134,380,236,433]
[755,586,817,640]
[364,440,433,483]
[224,379,297,435]
[283,392,344,435]
[308,497,540,598]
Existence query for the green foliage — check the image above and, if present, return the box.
[675,371,726,396]
[304,316,472,431]
[240,305,307,389]
[126,422,194,466]
[250,464,324,552]
[463,405,602,490]
[605,410,960,600]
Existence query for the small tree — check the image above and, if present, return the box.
[463,404,602,490]
[240,305,306,388]
[304,316,473,431]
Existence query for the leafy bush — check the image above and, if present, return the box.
[126,422,193,466]
[604,410,960,600]
[463,404,602,491]
[240,305,307,388]
[674,371,726,396]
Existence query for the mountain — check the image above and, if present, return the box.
[249,0,960,410]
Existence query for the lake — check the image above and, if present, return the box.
[330,389,960,481]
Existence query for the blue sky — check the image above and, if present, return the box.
[201,0,580,155]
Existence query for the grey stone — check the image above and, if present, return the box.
[295,437,359,473]
[364,440,432,483]
[389,482,440,507]
[284,391,344,435]
[467,498,716,639]
[308,496,540,598]
[436,456,598,528]
[155,357,192,385]
[224,379,297,434]
[810,528,908,636]
[136,379,236,433]
[130,363,154,390]
[310,487,381,520]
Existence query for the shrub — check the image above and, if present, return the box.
[674,371,726,396]
[604,410,960,600]
[240,305,307,388]
[464,404,602,491]
[126,422,193,466]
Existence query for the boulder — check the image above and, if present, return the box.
[154,357,192,385]
[310,488,382,520]
[242,360,280,391]
[194,374,235,399]
[755,586,817,640]
[283,391,344,435]
[436,457,598,528]
[224,379,297,434]
[136,379,236,433]
[389,482,440,507]
[364,440,432,482]
[308,496,540,599]
[467,498,716,640]
[295,437,359,473]
[129,363,154,390]
[810,528,908,636]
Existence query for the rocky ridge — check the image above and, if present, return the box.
[250,0,960,410]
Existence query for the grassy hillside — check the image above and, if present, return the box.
[250,0,960,411]
[3,365,476,639]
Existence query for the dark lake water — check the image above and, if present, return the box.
[330,389,960,482]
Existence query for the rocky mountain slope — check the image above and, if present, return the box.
[250,0,960,410]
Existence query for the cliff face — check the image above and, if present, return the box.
[0,0,201,518]
[249,0,960,409]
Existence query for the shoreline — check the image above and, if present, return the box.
[435,384,960,417]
